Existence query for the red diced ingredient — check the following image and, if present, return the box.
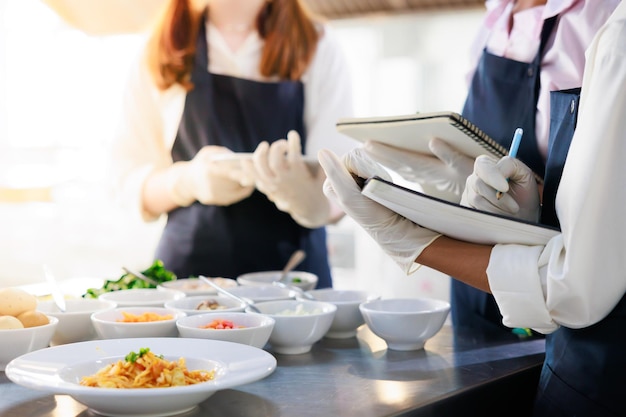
[200,319,245,330]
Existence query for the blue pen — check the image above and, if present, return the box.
[496,128,524,199]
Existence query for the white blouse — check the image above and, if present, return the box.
[111,22,355,220]
[487,2,626,334]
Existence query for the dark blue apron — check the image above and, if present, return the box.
[450,16,558,332]
[154,20,332,287]
[532,90,626,417]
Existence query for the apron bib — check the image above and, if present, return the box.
[155,19,332,286]
[533,89,626,417]
[450,17,557,332]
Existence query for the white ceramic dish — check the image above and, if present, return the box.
[247,299,336,355]
[91,307,186,339]
[300,289,380,339]
[158,277,238,296]
[164,295,246,316]
[237,271,318,292]
[5,337,277,417]
[0,316,58,371]
[359,298,450,351]
[227,285,296,303]
[176,312,275,349]
[37,298,117,345]
[98,288,185,307]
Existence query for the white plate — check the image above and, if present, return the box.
[5,337,277,417]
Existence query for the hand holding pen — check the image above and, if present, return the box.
[496,128,524,200]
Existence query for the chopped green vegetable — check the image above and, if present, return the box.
[125,347,151,363]
[83,260,177,298]
[291,277,303,283]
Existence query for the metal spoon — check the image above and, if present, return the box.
[272,280,316,300]
[280,250,306,282]
[43,264,66,312]
[199,276,262,313]
[122,266,159,287]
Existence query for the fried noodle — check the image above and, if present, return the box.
[80,349,215,388]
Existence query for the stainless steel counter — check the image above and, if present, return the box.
[0,325,545,417]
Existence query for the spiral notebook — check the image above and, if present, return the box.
[336,111,508,160]
[361,176,560,246]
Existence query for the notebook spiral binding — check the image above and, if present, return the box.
[449,113,508,157]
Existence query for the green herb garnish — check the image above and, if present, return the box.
[291,277,303,283]
[125,347,151,363]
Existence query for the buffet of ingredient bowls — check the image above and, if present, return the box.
[300,289,380,339]
[359,298,450,351]
[98,288,185,307]
[91,306,186,339]
[176,312,275,348]
[236,270,318,291]
[37,298,117,345]
[247,299,337,355]
[165,294,247,315]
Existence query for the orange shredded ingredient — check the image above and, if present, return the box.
[117,311,174,322]
[79,350,215,388]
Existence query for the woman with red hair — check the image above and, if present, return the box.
[112,0,354,286]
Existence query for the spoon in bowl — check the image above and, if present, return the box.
[199,276,262,313]
[279,250,306,283]
[43,264,66,312]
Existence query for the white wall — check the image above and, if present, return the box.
[0,1,484,303]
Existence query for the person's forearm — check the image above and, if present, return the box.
[141,169,180,216]
[416,236,493,293]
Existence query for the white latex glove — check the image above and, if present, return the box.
[166,146,254,207]
[364,138,474,203]
[318,147,442,274]
[461,155,541,222]
[243,130,330,229]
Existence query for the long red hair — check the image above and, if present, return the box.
[147,0,322,91]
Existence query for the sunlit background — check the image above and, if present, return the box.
[0,0,483,301]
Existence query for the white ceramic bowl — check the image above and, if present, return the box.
[158,277,238,296]
[98,288,185,307]
[247,299,336,355]
[300,289,380,339]
[176,312,275,349]
[237,271,318,291]
[227,285,296,303]
[91,306,186,339]
[165,295,247,316]
[0,315,58,371]
[37,298,117,345]
[359,298,450,351]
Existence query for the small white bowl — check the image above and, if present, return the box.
[359,298,450,351]
[247,299,336,355]
[37,298,117,345]
[176,312,275,349]
[237,271,318,291]
[98,288,185,307]
[158,277,238,296]
[0,316,58,371]
[300,289,380,339]
[91,307,186,339]
[227,285,296,303]
[164,295,247,316]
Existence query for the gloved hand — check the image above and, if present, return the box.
[318,147,442,274]
[243,130,330,229]
[166,146,255,207]
[364,138,474,203]
[461,155,541,222]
